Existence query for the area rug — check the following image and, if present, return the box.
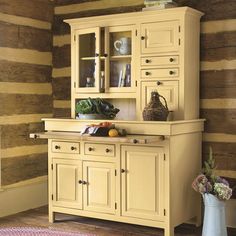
[0,227,96,236]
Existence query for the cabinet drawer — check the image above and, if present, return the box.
[84,143,115,157]
[141,81,179,111]
[141,56,179,67]
[141,68,179,79]
[52,141,80,154]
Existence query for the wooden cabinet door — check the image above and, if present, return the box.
[141,80,179,112]
[141,21,179,54]
[52,159,82,209]
[121,146,165,221]
[83,161,116,214]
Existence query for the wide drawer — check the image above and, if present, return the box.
[51,141,80,154]
[141,56,179,67]
[141,68,179,79]
[84,143,115,157]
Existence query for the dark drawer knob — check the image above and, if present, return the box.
[95,53,99,57]
[145,59,151,63]
[121,169,126,173]
[82,181,87,185]
[145,71,150,76]
[141,36,145,40]
[88,147,93,151]
[78,180,83,184]
[71,146,77,151]
[169,58,174,62]
[133,139,138,144]
[169,70,174,75]
[104,53,108,57]
[55,145,60,150]
[157,81,162,86]
[105,148,110,153]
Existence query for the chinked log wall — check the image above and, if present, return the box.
[0,0,53,186]
[52,0,236,198]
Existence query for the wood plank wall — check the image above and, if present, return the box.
[52,0,236,198]
[0,0,53,186]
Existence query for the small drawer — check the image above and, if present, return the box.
[141,68,179,79]
[84,143,115,157]
[52,141,80,154]
[141,56,179,66]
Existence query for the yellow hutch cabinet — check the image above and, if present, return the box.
[32,7,204,236]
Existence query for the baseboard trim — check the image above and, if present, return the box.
[0,177,48,218]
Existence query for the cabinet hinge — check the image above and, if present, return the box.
[74,35,76,42]
[135,80,137,87]
[115,202,117,210]
[164,154,166,161]
[164,209,166,216]
[51,164,53,170]
[179,39,181,45]
[179,26,181,33]
[51,194,54,201]
[115,169,117,176]
[135,29,137,36]
[74,82,76,88]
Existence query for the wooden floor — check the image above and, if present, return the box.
[0,206,236,236]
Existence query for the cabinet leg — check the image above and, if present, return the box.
[164,227,175,236]
[49,211,55,223]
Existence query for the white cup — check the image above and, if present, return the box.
[114,37,131,55]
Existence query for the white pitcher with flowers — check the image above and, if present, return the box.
[192,147,233,236]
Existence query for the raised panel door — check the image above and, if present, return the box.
[141,80,179,111]
[121,146,165,221]
[83,161,116,214]
[52,159,82,209]
[141,21,179,54]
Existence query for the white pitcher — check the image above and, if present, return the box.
[202,193,227,236]
[114,37,131,55]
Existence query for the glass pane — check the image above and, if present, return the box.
[79,60,96,88]
[110,31,132,56]
[78,32,96,88]
[110,59,131,88]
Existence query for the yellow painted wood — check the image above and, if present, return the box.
[51,141,80,154]
[141,80,179,112]
[141,56,179,67]
[83,161,116,214]
[84,143,115,157]
[121,145,165,221]
[141,68,179,79]
[141,20,180,54]
[52,159,82,209]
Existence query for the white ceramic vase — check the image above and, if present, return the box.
[202,193,227,236]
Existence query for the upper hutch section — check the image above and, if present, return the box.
[65,7,203,120]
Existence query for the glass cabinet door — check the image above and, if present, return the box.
[75,27,101,93]
[106,25,136,93]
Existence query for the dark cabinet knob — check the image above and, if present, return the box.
[141,36,145,40]
[78,180,83,184]
[145,71,150,76]
[105,148,110,153]
[82,181,87,185]
[169,58,174,62]
[104,53,108,57]
[169,70,174,75]
[71,146,76,151]
[145,59,151,63]
[55,145,60,150]
[157,81,162,86]
[88,147,93,151]
[133,139,138,144]
[95,53,99,57]
[121,169,126,173]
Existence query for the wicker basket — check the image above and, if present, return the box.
[143,91,169,121]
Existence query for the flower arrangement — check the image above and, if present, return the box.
[192,147,232,201]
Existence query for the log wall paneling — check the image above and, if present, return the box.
[0,0,53,187]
